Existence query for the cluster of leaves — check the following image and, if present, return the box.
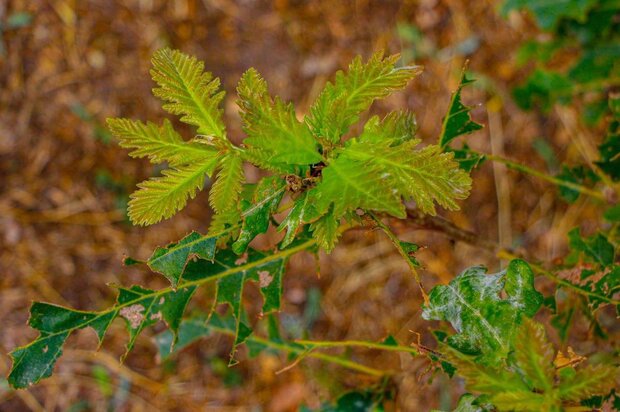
[7,49,473,390]
[502,0,620,117]
[8,46,618,412]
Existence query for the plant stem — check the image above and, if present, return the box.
[294,339,419,355]
[485,153,606,201]
[209,325,388,377]
[369,212,430,304]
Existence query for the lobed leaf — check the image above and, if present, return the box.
[150,48,226,140]
[311,138,472,218]
[107,118,218,167]
[237,68,322,171]
[8,285,195,389]
[558,364,618,401]
[514,318,555,391]
[306,51,422,144]
[422,259,543,365]
[209,152,245,214]
[128,159,218,225]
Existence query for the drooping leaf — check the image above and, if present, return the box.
[308,209,341,253]
[128,159,218,226]
[150,48,226,140]
[277,192,312,248]
[422,259,543,365]
[209,151,245,214]
[147,231,219,287]
[311,138,472,218]
[197,248,287,363]
[232,176,285,254]
[8,285,195,389]
[306,51,422,144]
[107,118,218,167]
[237,68,322,171]
[438,71,483,149]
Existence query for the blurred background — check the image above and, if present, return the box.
[0,0,615,410]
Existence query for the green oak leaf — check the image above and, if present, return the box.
[8,285,195,389]
[422,259,543,365]
[148,231,219,287]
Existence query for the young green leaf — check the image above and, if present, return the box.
[311,138,472,218]
[306,51,422,144]
[422,259,543,365]
[308,209,341,252]
[128,159,218,225]
[360,110,417,146]
[237,68,322,170]
[438,71,483,149]
[150,48,226,140]
[277,192,312,248]
[209,151,245,214]
[107,118,218,167]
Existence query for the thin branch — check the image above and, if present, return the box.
[402,208,620,306]
[369,212,429,304]
[485,153,607,201]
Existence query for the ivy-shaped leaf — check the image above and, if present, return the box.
[422,259,543,365]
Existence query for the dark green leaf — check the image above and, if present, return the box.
[148,231,218,287]
[8,285,195,389]
[438,71,483,149]
[568,228,615,267]
[501,0,597,31]
[232,177,285,254]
